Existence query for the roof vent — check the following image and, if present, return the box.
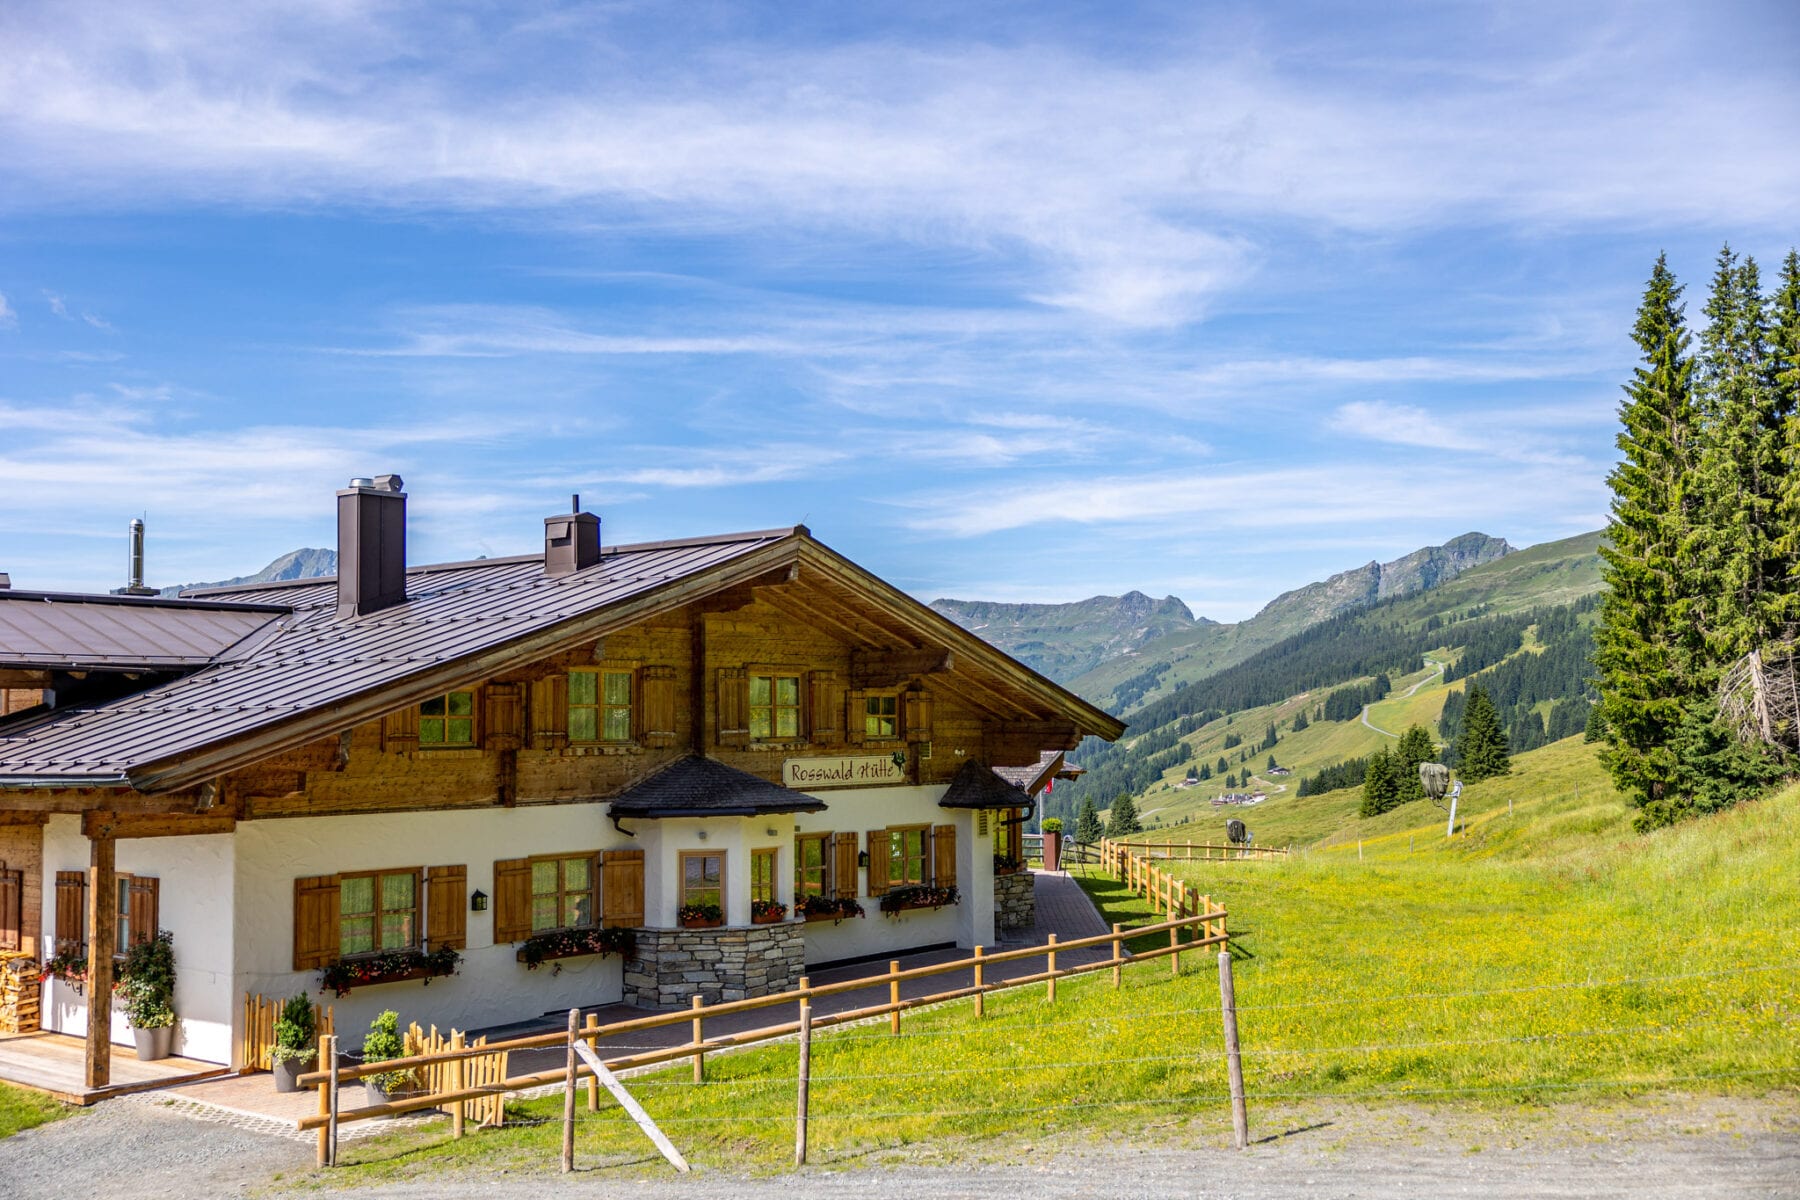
[112,517,158,596]
[545,493,601,577]
[337,474,407,617]
[0,573,10,590]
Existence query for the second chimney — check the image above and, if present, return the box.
[544,494,601,576]
[338,474,407,617]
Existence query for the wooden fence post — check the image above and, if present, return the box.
[1218,951,1248,1150]
[973,945,985,1017]
[326,1034,339,1168]
[1046,934,1058,1003]
[1170,923,1181,977]
[585,1013,600,1112]
[691,996,706,1082]
[794,998,812,1168]
[1111,923,1123,989]
[889,961,902,1035]
[314,1032,331,1168]
[450,1030,466,1140]
[562,1008,578,1173]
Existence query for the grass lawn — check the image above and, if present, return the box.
[0,1081,70,1138]
[323,740,1799,1183]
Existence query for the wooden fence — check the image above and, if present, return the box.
[241,992,334,1071]
[1108,838,1291,863]
[403,1023,508,1128]
[298,904,1228,1160]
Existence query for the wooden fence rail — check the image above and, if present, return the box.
[241,992,334,1071]
[297,905,1228,1144]
[1111,839,1291,862]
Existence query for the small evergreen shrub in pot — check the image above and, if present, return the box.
[361,1009,412,1105]
[118,930,176,1061]
[1040,817,1064,872]
[270,992,318,1093]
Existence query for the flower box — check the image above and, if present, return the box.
[799,897,865,924]
[679,916,724,929]
[318,946,461,998]
[516,926,634,970]
[751,900,788,925]
[677,903,723,928]
[879,885,960,916]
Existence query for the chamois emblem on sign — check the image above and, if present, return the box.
[891,750,908,771]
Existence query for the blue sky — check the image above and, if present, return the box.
[2,1,1796,619]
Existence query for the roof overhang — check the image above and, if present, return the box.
[607,755,828,820]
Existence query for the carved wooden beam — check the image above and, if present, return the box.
[0,669,52,688]
[850,647,954,688]
[82,810,238,840]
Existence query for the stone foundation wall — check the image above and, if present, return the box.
[622,921,808,1008]
[994,870,1035,931]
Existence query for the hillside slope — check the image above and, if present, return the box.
[928,592,1207,682]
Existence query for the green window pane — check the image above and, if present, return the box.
[775,676,799,706]
[419,719,445,744]
[448,691,474,716]
[531,896,559,932]
[421,696,446,717]
[564,894,591,927]
[532,861,558,895]
[603,672,631,705]
[340,916,374,957]
[565,858,590,891]
[603,708,632,740]
[749,676,771,705]
[380,912,414,950]
[340,876,375,916]
[568,671,597,705]
[749,711,772,739]
[775,708,798,738]
[382,872,415,910]
[448,718,473,744]
[569,708,598,741]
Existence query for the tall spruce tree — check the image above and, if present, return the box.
[1105,793,1142,837]
[1074,796,1104,845]
[1455,683,1511,781]
[1596,254,1698,809]
[1359,747,1399,817]
[1395,724,1438,804]
[1772,251,1800,629]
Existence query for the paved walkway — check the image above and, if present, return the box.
[147,871,1118,1130]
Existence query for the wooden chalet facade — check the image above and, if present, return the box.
[0,478,1122,1089]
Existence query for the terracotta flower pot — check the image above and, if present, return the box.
[1043,830,1063,872]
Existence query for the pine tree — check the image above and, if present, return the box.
[1266,753,1277,770]
[1260,722,1278,751]
[1596,254,1699,809]
[1771,251,1800,629]
[1216,756,1228,775]
[1359,747,1399,817]
[1584,703,1607,744]
[1456,682,1511,781]
[1105,793,1142,837]
[1292,710,1309,732]
[1395,724,1437,804]
[1074,796,1104,845]
[1198,763,1212,781]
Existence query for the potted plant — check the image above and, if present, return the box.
[678,902,723,928]
[360,1009,411,1105]
[516,925,633,970]
[270,992,317,1093]
[750,899,788,925]
[798,895,865,924]
[1041,817,1065,872]
[118,930,176,1061]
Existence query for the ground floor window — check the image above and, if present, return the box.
[887,826,928,887]
[339,869,419,957]
[795,833,830,900]
[751,847,779,904]
[680,852,723,910]
[531,854,595,932]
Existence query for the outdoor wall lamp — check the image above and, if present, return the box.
[697,829,709,841]
[470,889,488,912]
[857,850,870,868]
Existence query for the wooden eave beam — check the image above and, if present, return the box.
[754,588,894,649]
[791,574,927,650]
[81,811,237,840]
[926,672,1039,723]
[0,788,187,816]
[128,536,808,794]
[850,647,954,688]
[0,669,53,688]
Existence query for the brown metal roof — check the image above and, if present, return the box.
[0,591,288,671]
[0,530,796,788]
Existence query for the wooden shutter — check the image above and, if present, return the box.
[529,674,569,750]
[932,823,957,889]
[905,690,934,744]
[0,867,20,953]
[807,671,843,744]
[483,684,524,751]
[55,870,86,956]
[844,689,867,746]
[425,865,467,950]
[831,832,859,900]
[493,857,533,943]
[601,849,645,928]
[381,705,420,753]
[639,666,677,748]
[292,875,340,970]
[127,875,160,948]
[717,667,749,747]
[866,830,890,896]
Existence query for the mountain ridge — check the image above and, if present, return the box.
[162,547,338,596]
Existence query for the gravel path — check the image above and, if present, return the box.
[6,1091,1791,1199]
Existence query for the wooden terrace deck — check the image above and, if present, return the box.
[0,1031,228,1105]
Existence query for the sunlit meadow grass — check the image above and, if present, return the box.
[327,740,1800,1182]
[0,1082,70,1138]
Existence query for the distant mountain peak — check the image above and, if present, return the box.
[928,592,1204,681]
[162,547,338,596]
[1254,533,1513,625]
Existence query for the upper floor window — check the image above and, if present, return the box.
[569,669,633,743]
[863,693,899,739]
[749,673,801,740]
[419,691,476,747]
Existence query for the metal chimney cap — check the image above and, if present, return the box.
[372,474,404,493]
[348,477,375,489]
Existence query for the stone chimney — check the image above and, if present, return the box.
[544,493,601,576]
[337,474,407,618]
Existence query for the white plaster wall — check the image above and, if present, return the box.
[792,785,994,965]
[39,814,237,1064]
[638,814,794,929]
[234,805,633,1062]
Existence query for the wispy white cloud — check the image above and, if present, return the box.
[44,292,69,319]
[0,292,14,329]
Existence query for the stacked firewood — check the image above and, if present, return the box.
[0,952,40,1033]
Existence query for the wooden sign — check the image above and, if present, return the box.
[782,754,906,788]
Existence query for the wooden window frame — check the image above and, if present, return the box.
[862,691,901,742]
[527,851,599,934]
[337,866,423,959]
[747,666,805,742]
[678,850,725,910]
[418,689,479,749]
[750,846,780,905]
[0,864,20,953]
[885,825,930,888]
[794,832,831,902]
[567,665,637,746]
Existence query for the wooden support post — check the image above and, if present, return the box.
[562,1008,578,1173]
[794,999,812,1167]
[585,1013,600,1112]
[691,996,706,1083]
[1219,951,1248,1150]
[84,834,115,1091]
[889,961,901,1035]
[315,1033,331,1167]
[327,1035,340,1167]
[1171,924,1181,977]
[1111,923,1123,989]
[973,945,985,1017]
[1046,934,1058,1003]
[450,1031,466,1139]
